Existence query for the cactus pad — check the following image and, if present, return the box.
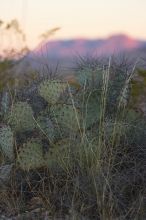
[36,116,55,142]
[45,138,72,169]
[17,140,45,170]
[7,102,35,132]
[0,125,14,161]
[82,92,101,129]
[39,80,67,104]
[50,104,80,131]
[76,68,102,88]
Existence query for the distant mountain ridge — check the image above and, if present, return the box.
[11,34,146,77]
[34,34,146,58]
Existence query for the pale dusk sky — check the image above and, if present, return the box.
[0,0,146,49]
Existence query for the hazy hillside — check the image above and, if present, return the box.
[34,34,146,58]
[12,34,146,77]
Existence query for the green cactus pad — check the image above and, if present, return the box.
[17,140,45,170]
[82,92,101,129]
[50,104,80,131]
[7,102,35,132]
[36,116,55,142]
[0,91,10,116]
[45,138,72,169]
[0,125,14,161]
[76,68,102,88]
[39,80,67,104]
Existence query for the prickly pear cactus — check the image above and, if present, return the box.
[76,67,102,89]
[0,125,14,161]
[17,140,45,170]
[81,91,101,129]
[7,101,35,132]
[39,80,67,104]
[50,104,80,131]
[0,91,10,116]
[36,115,55,142]
[45,138,72,170]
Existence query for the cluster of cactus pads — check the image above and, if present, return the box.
[0,79,73,170]
[0,67,133,171]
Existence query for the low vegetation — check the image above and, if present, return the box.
[0,56,146,220]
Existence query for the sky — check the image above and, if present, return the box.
[0,0,146,49]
